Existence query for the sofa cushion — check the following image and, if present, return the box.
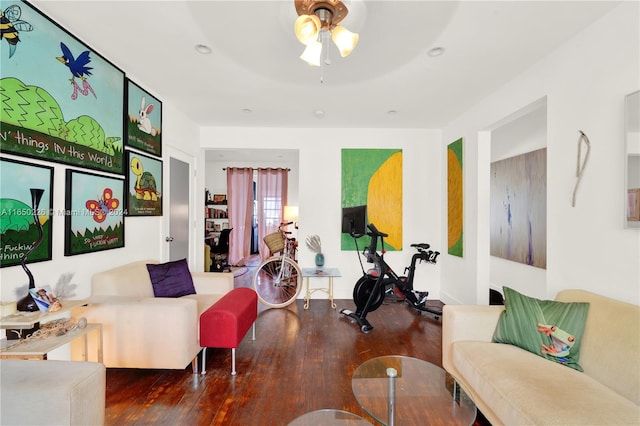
[92,260,157,297]
[452,341,640,425]
[147,259,196,298]
[556,290,640,405]
[493,286,589,371]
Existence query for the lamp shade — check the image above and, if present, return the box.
[295,14,321,45]
[284,205,299,222]
[300,40,322,66]
[331,25,359,57]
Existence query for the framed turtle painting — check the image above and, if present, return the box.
[0,156,54,267]
[125,150,163,216]
[64,169,125,256]
[125,79,162,157]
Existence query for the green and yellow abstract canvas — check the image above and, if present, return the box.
[448,138,463,257]
[341,149,402,251]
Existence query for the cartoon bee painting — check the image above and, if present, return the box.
[86,188,120,223]
[0,4,32,58]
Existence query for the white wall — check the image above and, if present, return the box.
[441,1,640,305]
[200,128,442,300]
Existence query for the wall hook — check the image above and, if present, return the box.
[572,130,591,207]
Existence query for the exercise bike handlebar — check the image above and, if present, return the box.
[367,223,388,238]
[365,223,387,263]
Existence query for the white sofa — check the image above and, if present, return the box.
[75,260,234,370]
[443,289,640,425]
[1,359,105,425]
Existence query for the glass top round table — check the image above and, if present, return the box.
[288,409,371,425]
[352,356,476,426]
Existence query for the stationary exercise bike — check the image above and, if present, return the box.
[340,223,441,333]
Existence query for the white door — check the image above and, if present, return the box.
[168,156,190,261]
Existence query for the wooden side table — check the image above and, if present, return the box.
[301,267,341,309]
[1,299,102,362]
[0,322,103,362]
[0,299,89,330]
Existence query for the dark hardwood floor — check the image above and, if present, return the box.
[104,262,490,425]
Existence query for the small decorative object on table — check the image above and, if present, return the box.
[305,234,324,268]
[15,188,45,313]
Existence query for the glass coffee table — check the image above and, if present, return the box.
[288,409,371,425]
[352,356,476,426]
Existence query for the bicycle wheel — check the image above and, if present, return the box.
[253,256,302,308]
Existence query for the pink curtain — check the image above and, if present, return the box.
[257,168,288,261]
[227,168,253,266]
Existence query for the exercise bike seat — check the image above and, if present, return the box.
[410,243,430,250]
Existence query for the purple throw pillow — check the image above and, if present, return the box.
[146,259,196,298]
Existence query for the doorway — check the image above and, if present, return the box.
[204,149,299,260]
[164,147,195,264]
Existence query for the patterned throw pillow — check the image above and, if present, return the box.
[146,259,196,298]
[493,286,589,371]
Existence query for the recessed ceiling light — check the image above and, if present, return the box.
[427,46,445,57]
[195,44,212,54]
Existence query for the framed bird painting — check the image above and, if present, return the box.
[125,79,162,157]
[0,1,125,175]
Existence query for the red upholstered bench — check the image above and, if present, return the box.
[199,287,258,375]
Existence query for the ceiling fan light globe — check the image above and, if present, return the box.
[299,41,322,66]
[331,25,359,57]
[295,14,321,45]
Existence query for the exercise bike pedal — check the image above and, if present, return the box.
[340,308,374,333]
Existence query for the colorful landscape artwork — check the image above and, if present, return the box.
[0,157,53,267]
[126,79,162,157]
[125,150,163,216]
[64,169,125,256]
[0,1,125,174]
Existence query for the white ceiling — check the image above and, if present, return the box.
[33,1,621,130]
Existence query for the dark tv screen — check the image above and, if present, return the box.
[342,205,367,235]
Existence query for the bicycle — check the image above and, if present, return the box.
[253,221,302,308]
[341,223,441,333]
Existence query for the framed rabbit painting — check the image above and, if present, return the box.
[125,79,162,157]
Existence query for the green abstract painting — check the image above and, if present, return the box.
[341,149,402,251]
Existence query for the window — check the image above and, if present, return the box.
[262,196,282,228]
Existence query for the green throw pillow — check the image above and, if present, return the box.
[492,286,589,371]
